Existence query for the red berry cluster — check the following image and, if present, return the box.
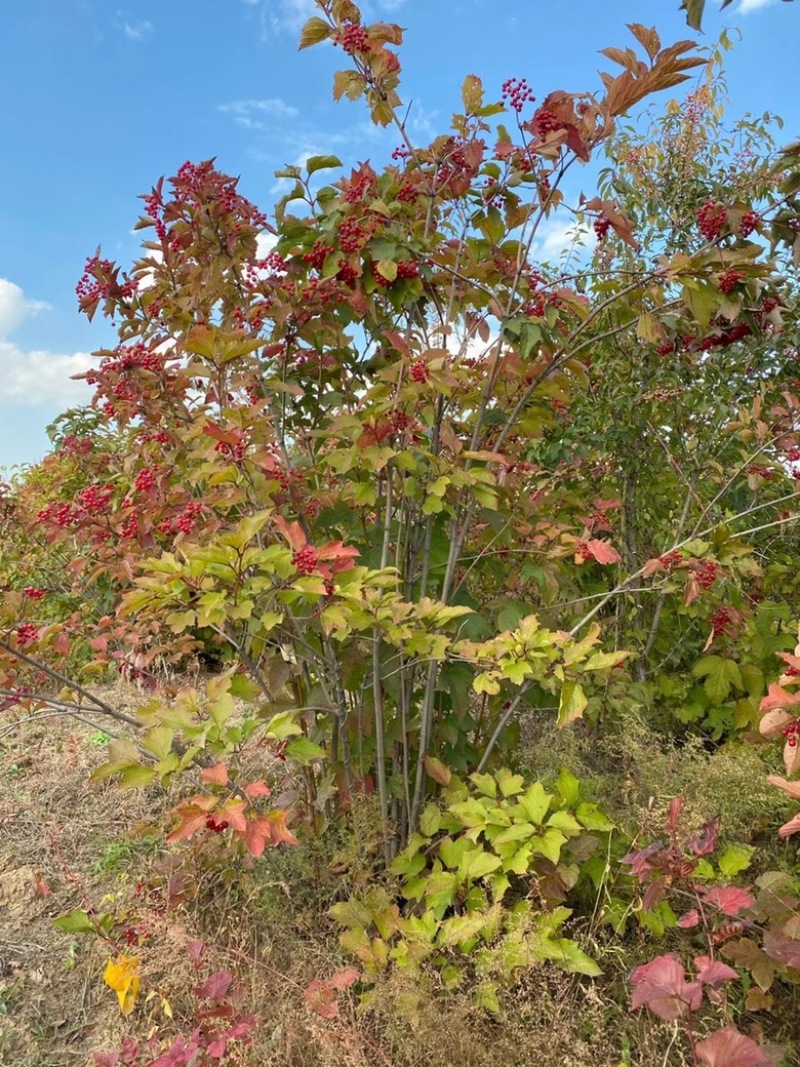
[390,411,413,435]
[501,77,536,114]
[594,218,611,240]
[531,107,562,136]
[337,22,369,55]
[740,210,761,237]
[23,587,46,600]
[747,464,773,481]
[302,242,335,272]
[576,541,593,562]
[697,201,727,242]
[657,342,675,356]
[410,361,429,383]
[215,439,246,462]
[336,261,358,287]
[781,720,800,748]
[177,502,204,535]
[344,173,374,204]
[695,560,718,590]
[293,545,319,575]
[134,468,157,492]
[395,260,420,280]
[659,550,683,571]
[396,182,420,204]
[205,815,229,833]
[120,514,138,539]
[75,254,115,305]
[15,624,39,647]
[391,145,409,161]
[717,269,744,294]
[710,606,732,637]
[338,217,366,253]
[77,484,114,515]
[761,295,780,313]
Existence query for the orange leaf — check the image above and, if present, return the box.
[200,763,228,787]
[585,539,621,565]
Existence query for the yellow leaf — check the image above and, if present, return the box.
[104,954,141,1015]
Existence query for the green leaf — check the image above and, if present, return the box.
[558,681,587,727]
[469,772,497,797]
[718,843,755,879]
[298,15,332,49]
[54,908,96,935]
[576,803,614,832]
[265,710,303,741]
[460,849,502,882]
[437,911,488,947]
[693,656,742,703]
[496,767,525,797]
[285,736,326,764]
[531,828,566,864]
[537,937,602,977]
[306,154,342,175]
[517,782,552,825]
[556,768,580,807]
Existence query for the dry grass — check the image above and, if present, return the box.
[0,681,794,1066]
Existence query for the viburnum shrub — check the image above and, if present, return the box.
[1,0,800,874]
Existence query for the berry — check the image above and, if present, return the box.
[659,550,683,571]
[740,210,761,237]
[134,468,157,492]
[710,606,732,637]
[23,587,46,600]
[410,361,429,384]
[292,545,319,575]
[501,77,536,114]
[695,560,718,590]
[594,218,611,240]
[717,269,744,294]
[697,201,727,242]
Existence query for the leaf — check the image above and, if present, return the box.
[694,957,738,987]
[693,656,742,704]
[284,737,326,764]
[306,154,342,175]
[702,885,755,916]
[425,756,452,786]
[195,970,234,1000]
[695,1027,773,1067]
[517,782,552,825]
[718,843,755,879]
[437,911,488,947]
[630,953,702,1021]
[558,680,588,727]
[54,908,96,935]
[584,539,622,565]
[584,649,630,671]
[200,763,229,787]
[461,73,483,112]
[103,954,140,1016]
[298,15,332,49]
[496,767,525,797]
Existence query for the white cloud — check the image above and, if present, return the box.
[0,279,49,336]
[218,98,299,131]
[120,19,153,41]
[0,279,93,409]
[530,215,591,263]
[739,0,777,11]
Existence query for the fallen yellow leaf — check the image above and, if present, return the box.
[103,954,140,1015]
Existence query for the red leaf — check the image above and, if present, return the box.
[304,978,339,1019]
[245,819,267,858]
[643,557,664,578]
[778,812,800,838]
[695,1027,773,1067]
[329,967,359,991]
[273,515,307,551]
[585,539,621,565]
[630,954,702,1021]
[689,816,720,857]
[760,683,800,713]
[185,939,206,964]
[200,763,228,787]
[759,708,795,738]
[702,886,755,917]
[666,796,684,834]
[783,737,800,776]
[678,909,700,929]
[195,970,234,1001]
[694,957,739,986]
[243,780,271,798]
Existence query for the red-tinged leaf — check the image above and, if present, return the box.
[185,939,206,964]
[678,909,700,929]
[630,953,702,1021]
[643,557,664,578]
[666,795,684,834]
[759,708,795,737]
[329,967,359,991]
[778,812,800,838]
[702,885,755,917]
[221,800,247,832]
[304,978,339,1019]
[206,1036,228,1059]
[694,957,739,986]
[245,819,267,858]
[33,873,51,898]
[783,737,800,776]
[272,515,307,550]
[317,541,360,562]
[760,683,800,713]
[695,1027,773,1067]
[684,575,700,606]
[195,970,234,1001]
[166,811,209,844]
[585,539,621,565]
[244,780,271,799]
[202,421,241,447]
[263,809,299,846]
[689,816,719,857]
[643,877,668,913]
[200,763,228,787]
[763,929,800,968]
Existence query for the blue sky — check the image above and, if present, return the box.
[0,0,796,471]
